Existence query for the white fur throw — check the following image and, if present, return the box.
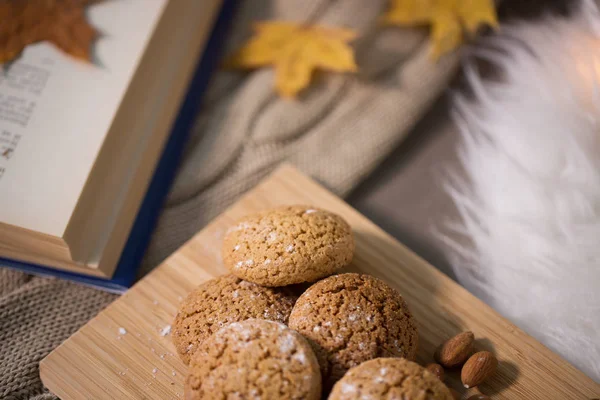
[445,0,600,382]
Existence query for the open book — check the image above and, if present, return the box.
[0,0,230,290]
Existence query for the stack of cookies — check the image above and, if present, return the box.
[173,205,453,400]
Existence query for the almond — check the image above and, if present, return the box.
[461,351,498,388]
[449,388,461,400]
[435,331,474,367]
[426,363,445,381]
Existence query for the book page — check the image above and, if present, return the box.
[0,0,167,237]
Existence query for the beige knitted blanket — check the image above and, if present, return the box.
[0,0,458,398]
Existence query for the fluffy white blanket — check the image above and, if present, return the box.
[445,0,600,382]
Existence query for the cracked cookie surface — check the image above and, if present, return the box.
[185,319,322,400]
[328,358,453,400]
[222,206,354,286]
[288,273,418,388]
[172,274,296,365]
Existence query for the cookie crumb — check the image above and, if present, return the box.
[160,325,171,337]
[118,327,127,335]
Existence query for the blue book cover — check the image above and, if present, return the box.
[0,0,237,293]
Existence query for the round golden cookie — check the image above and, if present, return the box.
[172,274,296,365]
[185,319,322,400]
[222,206,354,286]
[328,358,453,400]
[288,273,418,388]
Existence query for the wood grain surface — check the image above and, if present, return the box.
[40,164,600,399]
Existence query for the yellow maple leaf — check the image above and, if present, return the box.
[381,0,498,59]
[226,21,358,98]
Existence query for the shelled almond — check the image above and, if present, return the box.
[461,351,498,388]
[426,363,445,381]
[429,331,499,399]
[435,331,474,367]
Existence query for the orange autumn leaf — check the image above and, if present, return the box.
[226,21,358,98]
[381,0,498,59]
[0,0,102,64]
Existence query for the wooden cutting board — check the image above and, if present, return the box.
[40,164,600,399]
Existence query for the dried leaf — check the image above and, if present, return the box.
[381,0,498,59]
[226,21,358,98]
[0,0,102,64]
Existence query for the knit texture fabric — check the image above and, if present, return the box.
[0,0,458,398]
